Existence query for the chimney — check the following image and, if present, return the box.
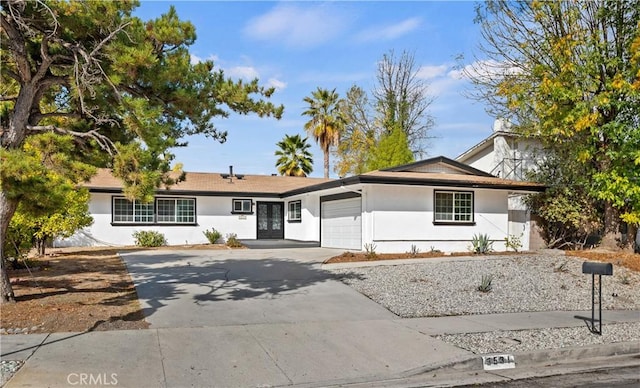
[229,165,233,177]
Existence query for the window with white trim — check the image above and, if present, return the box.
[157,198,195,223]
[434,191,474,223]
[232,199,252,214]
[288,200,301,222]
[113,198,154,223]
[112,197,196,224]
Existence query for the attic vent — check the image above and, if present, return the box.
[221,166,244,182]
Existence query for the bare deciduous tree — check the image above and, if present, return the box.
[373,50,435,158]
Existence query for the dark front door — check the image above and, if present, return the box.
[257,202,284,239]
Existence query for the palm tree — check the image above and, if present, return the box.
[275,134,314,177]
[302,87,344,178]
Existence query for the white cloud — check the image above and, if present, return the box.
[190,54,202,65]
[267,78,287,91]
[243,4,349,48]
[227,66,260,80]
[428,76,463,96]
[190,53,219,65]
[449,60,522,82]
[416,64,449,80]
[355,17,421,42]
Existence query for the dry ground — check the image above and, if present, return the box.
[1,246,637,334]
[0,244,233,334]
[326,249,640,273]
[324,250,518,264]
[565,249,640,272]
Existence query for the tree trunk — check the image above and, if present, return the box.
[600,201,621,250]
[323,150,330,179]
[0,191,18,304]
[36,238,46,257]
[625,224,637,253]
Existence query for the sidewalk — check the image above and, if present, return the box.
[2,309,638,387]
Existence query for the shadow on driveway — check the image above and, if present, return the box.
[120,252,377,327]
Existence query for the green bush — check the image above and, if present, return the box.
[471,233,493,254]
[504,234,523,252]
[225,233,243,248]
[133,230,167,247]
[203,228,222,244]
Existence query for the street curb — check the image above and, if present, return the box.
[291,341,639,388]
[414,340,640,374]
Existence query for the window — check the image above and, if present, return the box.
[232,199,252,214]
[434,191,474,223]
[113,198,154,224]
[112,197,196,224]
[288,200,301,222]
[157,198,195,224]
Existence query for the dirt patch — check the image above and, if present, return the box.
[326,249,640,273]
[1,248,151,334]
[1,243,240,334]
[324,250,527,264]
[566,249,640,272]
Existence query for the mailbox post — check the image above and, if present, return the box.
[581,262,613,335]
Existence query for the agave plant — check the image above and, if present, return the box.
[472,233,493,254]
[477,274,494,293]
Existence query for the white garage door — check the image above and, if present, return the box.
[321,197,362,250]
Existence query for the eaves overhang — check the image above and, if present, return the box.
[88,187,285,198]
[89,170,546,198]
[281,174,546,197]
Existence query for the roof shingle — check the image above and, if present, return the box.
[86,168,332,195]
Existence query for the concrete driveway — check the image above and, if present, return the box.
[120,247,396,328]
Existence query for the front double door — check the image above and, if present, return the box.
[257,202,284,239]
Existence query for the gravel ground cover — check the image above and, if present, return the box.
[0,361,23,387]
[332,254,640,356]
[436,322,640,354]
[331,254,640,318]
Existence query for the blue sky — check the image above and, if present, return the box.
[135,1,494,177]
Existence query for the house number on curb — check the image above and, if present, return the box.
[482,354,516,370]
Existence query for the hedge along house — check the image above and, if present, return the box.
[57,157,545,252]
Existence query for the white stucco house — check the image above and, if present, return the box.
[457,119,545,250]
[456,119,542,181]
[58,156,545,253]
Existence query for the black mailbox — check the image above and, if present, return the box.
[581,261,614,335]
[582,262,613,276]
